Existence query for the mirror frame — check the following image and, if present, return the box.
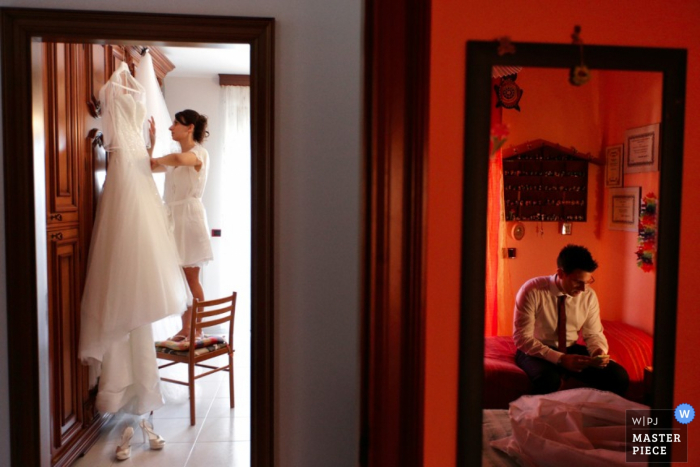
[458,40,686,464]
[0,8,274,467]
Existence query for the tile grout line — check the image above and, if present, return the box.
[182,376,224,467]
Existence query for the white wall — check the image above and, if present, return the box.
[0,1,362,466]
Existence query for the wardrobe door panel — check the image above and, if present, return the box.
[44,43,80,226]
[46,227,83,456]
[43,43,107,467]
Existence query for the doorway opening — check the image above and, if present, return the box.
[1,9,273,467]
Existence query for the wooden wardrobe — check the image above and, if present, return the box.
[42,43,174,467]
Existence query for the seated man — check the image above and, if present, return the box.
[513,244,629,396]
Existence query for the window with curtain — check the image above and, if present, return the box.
[217,84,252,343]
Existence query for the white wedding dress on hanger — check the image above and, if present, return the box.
[79,62,189,414]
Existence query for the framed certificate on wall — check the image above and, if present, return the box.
[624,124,660,174]
[608,186,641,231]
[605,144,624,187]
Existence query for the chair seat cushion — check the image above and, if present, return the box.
[156,342,229,357]
[155,334,226,351]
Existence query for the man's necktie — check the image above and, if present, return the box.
[557,295,567,353]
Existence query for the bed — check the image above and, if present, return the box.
[483,320,653,408]
[482,388,650,466]
[482,409,520,467]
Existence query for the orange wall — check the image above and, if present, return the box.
[498,68,660,335]
[597,71,661,333]
[425,2,700,466]
[499,67,606,333]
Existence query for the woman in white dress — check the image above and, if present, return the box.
[151,109,214,340]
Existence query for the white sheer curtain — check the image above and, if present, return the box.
[217,85,251,350]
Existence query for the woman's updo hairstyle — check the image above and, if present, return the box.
[175,109,210,143]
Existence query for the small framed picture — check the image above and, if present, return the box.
[608,186,641,231]
[624,124,660,174]
[605,144,624,187]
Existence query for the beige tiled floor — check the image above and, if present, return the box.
[72,352,250,466]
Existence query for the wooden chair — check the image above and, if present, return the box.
[156,292,237,425]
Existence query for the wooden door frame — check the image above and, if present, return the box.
[0,8,274,467]
[361,0,430,465]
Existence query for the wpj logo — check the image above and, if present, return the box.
[625,404,692,463]
[676,403,695,424]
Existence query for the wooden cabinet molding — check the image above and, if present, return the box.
[111,45,175,85]
[44,43,80,227]
[219,74,250,86]
[41,42,108,467]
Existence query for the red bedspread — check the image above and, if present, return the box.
[483,320,653,408]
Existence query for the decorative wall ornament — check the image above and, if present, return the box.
[492,65,523,79]
[502,139,590,222]
[510,221,525,240]
[569,25,591,86]
[494,74,523,111]
[636,192,657,272]
[569,65,591,86]
[497,36,516,56]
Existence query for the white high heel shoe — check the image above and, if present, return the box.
[115,426,134,461]
[139,419,166,450]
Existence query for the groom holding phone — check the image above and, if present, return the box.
[513,244,630,396]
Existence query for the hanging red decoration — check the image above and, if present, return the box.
[636,193,657,272]
[490,122,509,158]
